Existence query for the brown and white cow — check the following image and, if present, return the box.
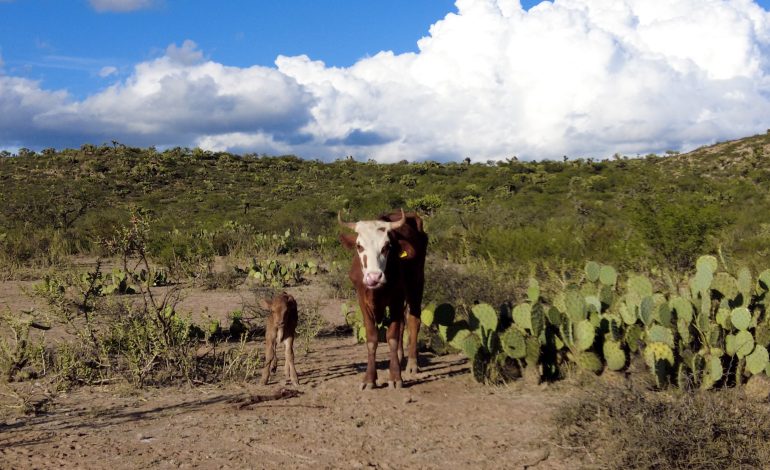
[339,209,428,389]
[260,292,299,386]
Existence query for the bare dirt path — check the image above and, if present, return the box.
[0,268,577,469]
[0,332,575,469]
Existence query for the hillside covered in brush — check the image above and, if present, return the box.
[2,132,770,271]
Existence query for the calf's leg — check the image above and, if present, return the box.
[283,336,299,386]
[260,326,276,385]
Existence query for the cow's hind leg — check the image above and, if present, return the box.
[397,320,405,367]
[386,301,405,389]
[283,336,299,386]
[405,300,422,375]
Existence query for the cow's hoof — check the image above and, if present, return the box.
[405,359,420,375]
[359,382,376,391]
[388,380,403,390]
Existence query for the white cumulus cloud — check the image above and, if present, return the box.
[4,0,770,161]
[32,41,315,148]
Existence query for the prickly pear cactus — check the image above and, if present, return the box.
[501,327,526,359]
[746,345,769,375]
[471,303,498,332]
[421,303,436,327]
[585,261,601,282]
[599,265,617,286]
[527,278,540,303]
[603,340,626,371]
[574,320,595,352]
[730,307,751,331]
[711,272,739,300]
[512,303,532,331]
[574,352,603,373]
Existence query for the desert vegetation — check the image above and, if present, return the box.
[3,133,770,468]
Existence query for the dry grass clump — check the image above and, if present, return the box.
[553,383,770,469]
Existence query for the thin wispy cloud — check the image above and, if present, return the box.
[89,0,156,13]
[99,66,117,77]
[3,0,770,161]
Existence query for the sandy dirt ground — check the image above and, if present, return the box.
[0,271,579,470]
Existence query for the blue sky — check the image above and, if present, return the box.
[3,0,532,98]
[2,0,770,161]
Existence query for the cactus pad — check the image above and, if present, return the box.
[420,303,436,327]
[501,328,526,359]
[471,303,498,332]
[574,320,595,352]
[585,261,601,282]
[735,330,755,359]
[639,296,654,326]
[619,302,636,325]
[603,340,626,371]
[700,355,723,390]
[460,333,481,360]
[747,345,769,375]
[527,278,540,303]
[512,303,532,331]
[599,265,617,286]
[628,275,653,298]
[565,289,586,322]
[643,342,675,368]
[730,307,751,331]
[647,324,675,348]
[696,255,718,274]
[670,296,693,324]
[711,272,739,300]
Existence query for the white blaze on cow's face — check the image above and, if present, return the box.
[353,220,393,289]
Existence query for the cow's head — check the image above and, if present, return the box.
[338,209,408,290]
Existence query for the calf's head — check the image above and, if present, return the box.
[260,292,297,322]
[338,209,412,290]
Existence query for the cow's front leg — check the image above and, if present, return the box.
[360,308,379,390]
[386,319,404,389]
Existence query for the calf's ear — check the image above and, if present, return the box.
[259,299,271,310]
[397,239,417,260]
[339,232,357,250]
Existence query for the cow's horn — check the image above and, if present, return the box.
[388,208,407,230]
[338,210,356,230]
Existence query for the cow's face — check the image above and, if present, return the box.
[339,210,407,290]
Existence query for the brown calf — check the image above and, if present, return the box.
[260,292,299,386]
[339,209,428,390]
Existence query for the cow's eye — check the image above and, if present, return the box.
[381,244,390,255]
[356,244,364,253]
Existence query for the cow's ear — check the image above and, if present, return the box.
[339,232,357,250]
[259,299,271,310]
[397,239,417,260]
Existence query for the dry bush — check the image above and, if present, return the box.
[553,383,770,469]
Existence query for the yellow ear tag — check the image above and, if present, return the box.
[399,250,408,259]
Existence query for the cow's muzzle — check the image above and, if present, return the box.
[364,271,385,289]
